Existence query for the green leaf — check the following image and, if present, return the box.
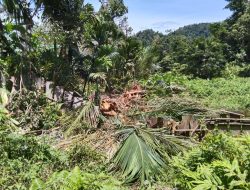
[112,129,165,184]
[192,180,215,190]
[29,178,45,190]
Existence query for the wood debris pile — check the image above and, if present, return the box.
[146,116,179,133]
[100,85,202,135]
[100,84,146,116]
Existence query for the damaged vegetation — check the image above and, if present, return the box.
[0,0,250,189]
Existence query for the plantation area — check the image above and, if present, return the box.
[0,0,250,189]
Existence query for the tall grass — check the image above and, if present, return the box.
[183,77,250,111]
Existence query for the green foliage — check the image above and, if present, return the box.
[1,1,250,189]
[239,64,250,77]
[105,0,128,19]
[140,72,187,96]
[30,166,125,190]
[136,37,166,78]
[135,29,164,47]
[136,32,228,79]
[7,90,62,130]
[221,63,245,78]
[183,38,227,78]
[172,133,250,189]
[169,23,211,38]
[40,0,92,31]
[183,77,250,110]
[0,132,57,161]
[226,0,249,23]
[68,144,105,172]
[0,131,67,189]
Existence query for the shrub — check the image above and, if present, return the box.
[172,133,250,189]
[7,90,62,130]
[140,72,188,96]
[30,166,125,190]
[68,144,105,172]
[0,132,67,189]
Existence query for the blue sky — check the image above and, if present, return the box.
[85,0,231,34]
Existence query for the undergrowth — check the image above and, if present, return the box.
[7,90,62,131]
[0,131,67,189]
[1,77,250,190]
[30,166,126,190]
[141,72,250,112]
[172,132,250,189]
[0,129,121,189]
[183,77,250,111]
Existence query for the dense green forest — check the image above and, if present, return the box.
[168,23,211,38]
[135,23,211,50]
[0,0,250,189]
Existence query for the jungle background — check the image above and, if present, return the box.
[0,0,250,189]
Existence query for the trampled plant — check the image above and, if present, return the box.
[64,100,102,136]
[0,106,19,132]
[7,90,62,131]
[0,87,9,106]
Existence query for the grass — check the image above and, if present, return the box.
[182,77,250,111]
[141,72,250,112]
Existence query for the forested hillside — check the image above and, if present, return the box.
[135,0,250,79]
[0,0,250,189]
[168,23,211,38]
[135,23,211,49]
[135,29,164,46]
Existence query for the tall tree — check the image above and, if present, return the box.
[226,0,249,24]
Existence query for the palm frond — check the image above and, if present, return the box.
[112,127,191,184]
[65,101,101,136]
[112,127,165,184]
[147,128,193,158]
[89,72,107,83]
[146,97,208,119]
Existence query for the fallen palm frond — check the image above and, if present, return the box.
[144,97,211,119]
[111,126,192,185]
[145,128,193,159]
[64,101,101,136]
[55,128,118,160]
[112,127,165,184]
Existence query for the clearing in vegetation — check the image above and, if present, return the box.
[0,0,250,189]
